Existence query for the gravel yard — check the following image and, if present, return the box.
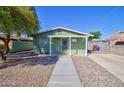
[72,56,124,87]
[0,51,58,87]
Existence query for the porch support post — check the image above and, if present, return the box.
[69,36,71,56]
[61,37,62,53]
[49,36,52,56]
[85,36,88,56]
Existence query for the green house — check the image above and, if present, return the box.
[33,27,92,56]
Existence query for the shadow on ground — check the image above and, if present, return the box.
[0,53,59,69]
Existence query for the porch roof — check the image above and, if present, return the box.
[33,27,93,37]
[48,35,88,38]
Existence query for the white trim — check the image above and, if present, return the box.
[49,36,88,56]
[61,37,62,53]
[69,37,71,56]
[34,27,93,37]
[85,37,88,56]
[54,27,93,36]
[49,37,52,56]
[48,35,87,38]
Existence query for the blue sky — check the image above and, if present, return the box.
[35,6,124,38]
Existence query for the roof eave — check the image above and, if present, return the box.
[32,27,93,37]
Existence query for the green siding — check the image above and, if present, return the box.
[71,38,85,55]
[10,40,33,52]
[33,28,87,55]
[51,38,61,54]
[36,29,83,38]
[33,36,49,54]
[33,37,62,55]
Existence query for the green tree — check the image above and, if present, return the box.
[0,6,39,60]
[89,31,102,40]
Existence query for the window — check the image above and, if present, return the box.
[72,39,77,42]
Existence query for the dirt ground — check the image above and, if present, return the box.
[72,56,124,87]
[0,51,58,87]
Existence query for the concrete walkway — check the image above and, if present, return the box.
[47,56,81,87]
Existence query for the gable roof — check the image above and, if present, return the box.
[33,27,93,37]
[106,31,124,40]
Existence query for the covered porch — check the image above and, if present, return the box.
[48,35,88,56]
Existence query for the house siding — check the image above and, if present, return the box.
[51,38,61,54]
[109,32,124,45]
[33,29,87,55]
[71,38,85,55]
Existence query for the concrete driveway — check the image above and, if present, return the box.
[89,54,124,82]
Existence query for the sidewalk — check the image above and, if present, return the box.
[47,56,81,87]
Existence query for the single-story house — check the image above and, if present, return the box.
[32,27,92,56]
[106,31,124,45]
[0,36,33,52]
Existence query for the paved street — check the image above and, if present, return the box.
[89,54,124,82]
[47,56,81,87]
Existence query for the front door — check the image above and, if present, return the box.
[62,38,68,55]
